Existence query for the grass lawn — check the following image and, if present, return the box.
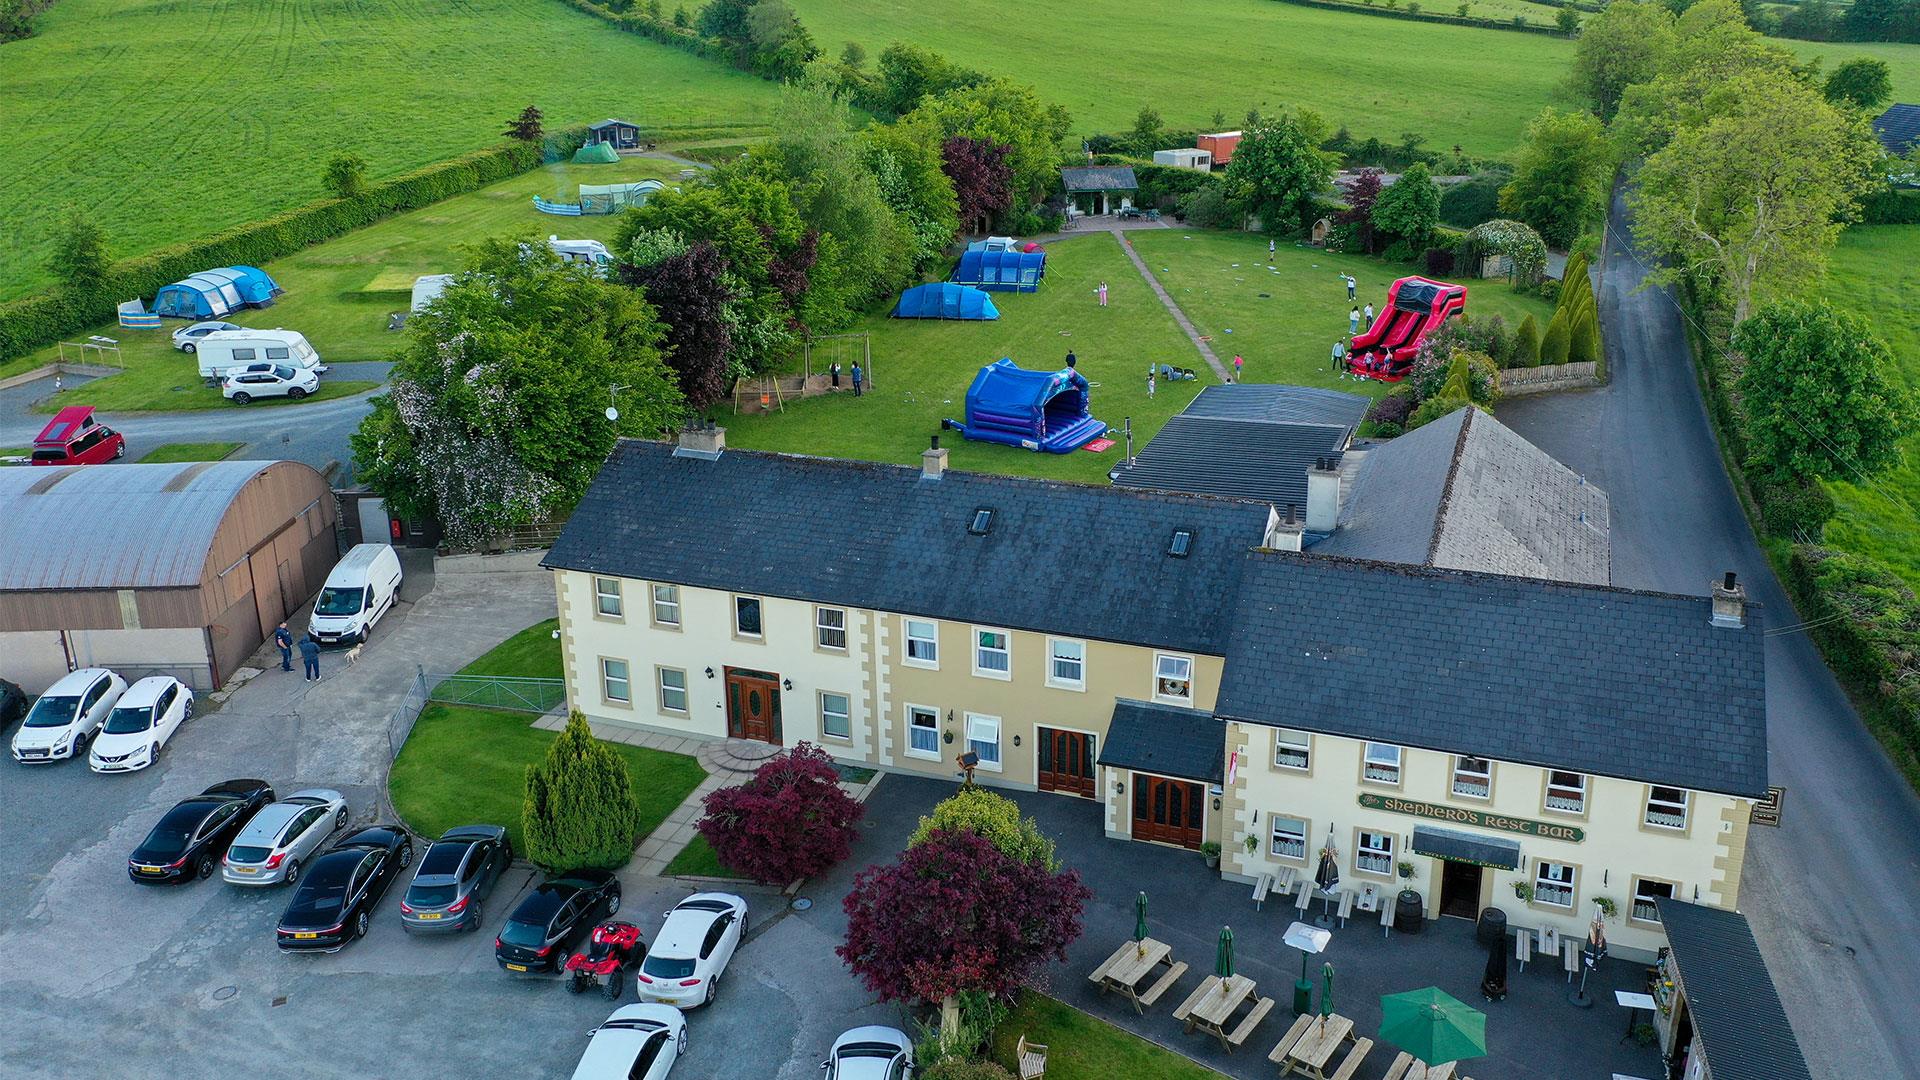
[724,231,1217,486]
[455,618,564,681]
[989,991,1222,1080]
[0,0,781,300]
[137,442,243,463]
[663,835,748,879]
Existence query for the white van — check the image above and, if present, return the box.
[196,329,327,379]
[549,236,612,271]
[308,544,403,646]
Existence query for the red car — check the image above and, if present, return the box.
[31,406,125,465]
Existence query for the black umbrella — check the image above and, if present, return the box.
[1313,827,1341,929]
[1480,932,1508,1002]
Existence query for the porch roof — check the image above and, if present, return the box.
[1098,699,1224,785]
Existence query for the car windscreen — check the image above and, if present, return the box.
[314,587,363,616]
[103,704,154,734]
[22,695,80,728]
[498,919,547,948]
[136,810,202,858]
[641,954,697,979]
[228,845,272,864]
[407,884,458,907]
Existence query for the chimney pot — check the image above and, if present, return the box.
[930,434,941,451]
[1711,571,1747,629]
[1267,504,1306,552]
[1723,571,1737,590]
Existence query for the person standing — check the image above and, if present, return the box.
[830,361,841,388]
[1350,306,1362,334]
[851,361,864,397]
[1268,238,1276,261]
[1332,340,1347,372]
[1232,354,1244,382]
[1345,274,1357,300]
[1065,350,1077,369]
[299,633,321,682]
[1097,281,1108,307]
[1364,302,1374,324]
[1147,369,1156,398]
[274,621,294,673]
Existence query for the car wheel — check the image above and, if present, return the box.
[184,697,194,720]
[463,908,482,932]
[703,975,717,1007]
[113,442,125,459]
[677,1029,688,1058]
[603,969,624,1000]
[398,843,413,869]
[288,387,306,400]
[284,859,300,885]
[230,392,251,405]
[335,808,348,831]
[70,731,88,757]
[354,911,370,939]
[605,891,621,916]
[196,854,216,880]
[182,342,197,354]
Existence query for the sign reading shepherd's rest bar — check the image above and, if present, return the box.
[1357,793,1586,843]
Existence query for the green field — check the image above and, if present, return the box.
[137,441,242,463]
[0,0,782,300]
[991,992,1222,1080]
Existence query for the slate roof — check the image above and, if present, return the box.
[1317,407,1611,586]
[1109,415,1346,511]
[1656,900,1813,1080]
[1099,699,1226,784]
[1215,550,1769,797]
[1061,166,1139,191]
[543,440,1271,655]
[1873,103,1920,156]
[1183,384,1371,432]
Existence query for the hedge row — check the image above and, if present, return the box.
[1264,0,1574,36]
[0,135,575,364]
[1862,188,1920,226]
[551,0,735,66]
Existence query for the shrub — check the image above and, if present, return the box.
[1409,393,1470,428]
[911,788,1058,870]
[1480,312,1513,367]
[1423,247,1456,275]
[522,711,645,871]
[323,153,370,199]
[1540,306,1572,363]
[697,742,864,884]
[1515,312,1541,366]
[48,210,111,293]
[1753,472,1836,539]
[923,1063,1015,1080]
[1534,277,1561,303]
[1177,185,1243,229]
[1566,303,1600,366]
[1381,239,1418,262]
[1366,388,1418,427]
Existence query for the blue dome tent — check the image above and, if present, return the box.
[891,283,1000,320]
[227,266,282,306]
[944,358,1106,453]
[951,249,1046,293]
[151,266,283,319]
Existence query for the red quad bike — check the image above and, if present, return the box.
[565,921,646,999]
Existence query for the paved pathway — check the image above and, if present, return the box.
[1108,229,1232,382]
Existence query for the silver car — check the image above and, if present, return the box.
[221,788,349,886]
[399,824,513,933]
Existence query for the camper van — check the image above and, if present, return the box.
[308,544,403,646]
[195,329,326,380]
[548,237,612,272]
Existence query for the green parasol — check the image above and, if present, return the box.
[1215,925,1236,980]
[1379,986,1488,1065]
[1134,892,1149,943]
[1322,962,1336,1017]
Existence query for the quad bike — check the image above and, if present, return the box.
[564,921,647,999]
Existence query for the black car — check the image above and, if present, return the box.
[276,825,414,952]
[495,868,622,974]
[399,824,513,934]
[128,779,275,884]
[0,679,27,733]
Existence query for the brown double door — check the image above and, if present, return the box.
[1037,728,1096,797]
[1132,774,1206,849]
[724,667,781,743]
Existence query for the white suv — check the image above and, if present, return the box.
[223,363,319,404]
[11,668,127,763]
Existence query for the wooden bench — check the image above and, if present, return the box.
[1295,878,1314,913]
[1563,938,1581,983]
[1087,949,1123,986]
[1253,873,1276,910]
[1329,1037,1374,1080]
[1015,1034,1047,1080]
[1275,865,1298,895]
[1266,1013,1316,1066]
[1382,1051,1416,1080]
[1336,888,1356,927]
[1137,961,1188,1009]
[1514,928,1533,972]
[1380,895,1396,938]
[1226,996,1275,1050]
[1172,981,1211,1024]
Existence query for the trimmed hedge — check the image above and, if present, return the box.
[1861,188,1920,226]
[552,0,734,65]
[1264,0,1574,36]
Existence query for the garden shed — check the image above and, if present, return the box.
[584,118,644,150]
[1061,166,1138,215]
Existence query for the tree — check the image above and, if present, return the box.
[744,0,816,80]
[909,788,1058,870]
[323,152,368,199]
[47,209,110,292]
[645,0,662,19]
[1224,113,1337,235]
[840,40,866,68]
[864,121,961,270]
[1734,299,1913,480]
[1823,58,1892,110]
[1844,0,1920,42]
[1371,162,1441,248]
[522,712,646,871]
[1515,312,1542,365]
[1540,305,1572,363]
[941,136,1012,234]
[1556,3,1580,33]
[620,241,736,409]
[672,4,689,27]
[1568,0,1675,119]
[1778,0,1836,40]
[905,80,1071,207]
[504,104,544,142]
[1131,106,1164,148]
[1499,109,1610,250]
[1337,169,1384,253]
[1210,108,1229,130]
[874,42,980,118]
[696,0,752,43]
[1613,0,1800,158]
[1567,302,1602,366]
[696,742,863,884]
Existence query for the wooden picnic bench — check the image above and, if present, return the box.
[1295,877,1314,914]
[1226,996,1275,1051]
[1563,937,1581,982]
[1267,1013,1315,1067]
[1383,1052,1416,1080]
[1336,888,1355,927]
[1380,894,1396,938]
[1328,1038,1373,1080]
[1090,938,1179,1013]
[1253,873,1275,910]
[1138,961,1189,1008]
[1515,927,1533,972]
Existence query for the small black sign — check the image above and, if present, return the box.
[1751,786,1785,827]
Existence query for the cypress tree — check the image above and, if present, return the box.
[1516,312,1542,366]
[1541,306,1572,364]
[523,711,644,871]
[1567,304,1599,366]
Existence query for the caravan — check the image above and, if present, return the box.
[194,329,326,379]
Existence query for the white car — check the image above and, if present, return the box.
[172,321,241,353]
[88,676,193,773]
[222,788,349,886]
[223,363,318,404]
[11,668,126,764]
[570,1004,687,1080]
[824,1027,916,1080]
[635,892,748,1008]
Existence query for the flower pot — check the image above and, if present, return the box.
[1204,854,1220,869]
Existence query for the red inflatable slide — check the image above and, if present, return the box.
[1346,276,1467,382]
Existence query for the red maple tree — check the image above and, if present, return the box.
[941,137,1013,235]
[695,742,862,884]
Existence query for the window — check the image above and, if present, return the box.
[1168,529,1193,558]
[600,659,630,704]
[232,347,256,361]
[905,619,939,666]
[657,668,687,713]
[1047,638,1085,690]
[1645,786,1690,830]
[1154,654,1193,704]
[966,714,1001,768]
[1631,878,1675,924]
[1534,860,1577,909]
[265,346,290,360]
[819,692,851,739]
[968,508,994,535]
[1270,814,1308,860]
[974,628,1010,678]
[1357,830,1395,876]
[1451,756,1492,800]
[816,607,847,650]
[594,577,623,618]
[1274,729,1311,772]
[651,585,680,627]
[1363,742,1401,785]
[1545,771,1587,814]
[907,706,940,759]
[734,596,763,638]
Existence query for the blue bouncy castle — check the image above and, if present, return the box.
[944,359,1106,453]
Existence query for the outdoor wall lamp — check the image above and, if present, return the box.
[704,667,714,679]
[1012,735,1021,747]
[1213,797,1222,811]
[1114,780,1125,796]
[943,731,955,745]
[782,678,793,690]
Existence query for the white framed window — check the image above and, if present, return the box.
[1357,830,1395,876]
[1153,653,1193,704]
[907,705,940,759]
[593,577,623,618]
[1545,771,1587,815]
[966,713,1002,769]
[816,607,848,650]
[1631,878,1675,924]
[1534,860,1576,909]
[1274,729,1311,772]
[600,658,630,704]
[905,619,939,667]
[1270,814,1308,860]
[973,627,1011,679]
[1645,786,1690,830]
[819,692,851,739]
[1047,638,1085,690]
[734,595,763,638]
[651,584,680,627]
[1451,756,1492,800]
[657,667,687,713]
[1363,742,1401,785]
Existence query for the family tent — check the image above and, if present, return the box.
[951,249,1046,293]
[571,141,621,165]
[891,283,1000,321]
[943,358,1106,453]
[151,266,283,319]
[578,180,663,214]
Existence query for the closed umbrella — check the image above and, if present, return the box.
[1321,962,1336,1018]
[1313,827,1342,929]
[1480,933,1508,1002]
[1379,986,1488,1066]
[1215,925,1236,987]
[1134,891,1150,958]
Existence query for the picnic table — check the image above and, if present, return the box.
[1174,974,1274,1051]
[1282,1013,1356,1079]
[1088,938,1187,1013]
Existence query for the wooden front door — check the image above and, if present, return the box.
[724,668,782,743]
[1037,728,1096,797]
[1131,774,1206,849]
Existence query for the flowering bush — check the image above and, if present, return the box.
[1462,219,1547,288]
[697,742,863,884]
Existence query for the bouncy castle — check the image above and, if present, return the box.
[944,359,1107,453]
[1346,276,1466,382]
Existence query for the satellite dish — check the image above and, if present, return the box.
[605,406,620,422]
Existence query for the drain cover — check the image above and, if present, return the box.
[212,986,238,1001]
[271,996,288,1008]
[791,897,813,912]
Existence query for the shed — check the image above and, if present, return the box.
[950,249,1046,293]
[1196,131,1242,165]
[1654,900,1813,1080]
[1152,148,1213,171]
[1061,166,1139,215]
[1872,103,1920,157]
[584,118,644,151]
[0,460,338,692]
[891,282,1000,320]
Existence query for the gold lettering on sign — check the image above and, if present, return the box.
[1356,793,1586,843]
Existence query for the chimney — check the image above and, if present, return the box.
[674,419,725,459]
[1306,456,1342,533]
[1711,571,1746,628]
[1266,503,1305,552]
[921,434,948,480]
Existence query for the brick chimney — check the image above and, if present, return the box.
[1711,571,1746,628]
[1266,503,1305,552]
[1306,456,1342,533]
[674,419,725,459]
[921,434,948,480]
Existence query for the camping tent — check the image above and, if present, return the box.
[151,266,281,319]
[892,283,1000,320]
[951,249,1046,293]
[966,236,1020,252]
[577,180,663,214]
[227,266,282,306]
[944,358,1106,453]
[572,141,621,165]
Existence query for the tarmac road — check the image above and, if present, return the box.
[1500,186,1920,1080]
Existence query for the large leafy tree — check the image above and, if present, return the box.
[1844,0,1920,42]
[863,121,961,270]
[940,137,1013,235]
[1823,58,1893,110]
[1224,112,1338,235]
[904,80,1072,208]
[696,742,863,884]
[873,42,981,118]
[1568,0,1676,119]
[1371,162,1441,248]
[1499,109,1612,249]
[620,241,736,410]
[523,712,646,871]
[1733,299,1913,481]
[909,788,1058,870]
[1337,169,1383,253]
[48,209,110,292]
[1613,0,1799,157]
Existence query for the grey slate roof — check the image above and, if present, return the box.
[1109,415,1346,511]
[1215,550,1769,797]
[1317,407,1611,586]
[542,441,1271,655]
[1873,103,1920,156]
[1061,166,1139,191]
[1099,699,1226,784]
[1656,900,1813,1080]
[1183,384,1371,433]
[0,460,279,591]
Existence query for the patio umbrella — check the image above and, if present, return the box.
[1313,827,1342,929]
[1321,962,1336,1018]
[1215,926,1236,982]
[1379,986,1488,1065]
[1134,892,1149,943]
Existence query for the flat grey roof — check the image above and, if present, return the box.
[1657,900,1813,1080]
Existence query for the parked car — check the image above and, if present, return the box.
[634,893,748,1008]
[308,543,403,646]
[88,675,193,773]
[222,363,318,404]
[128,779,276,884]
[222,788,350,886]
[399,824,513,933]
[11,667,126,763]
[276,825,413,952]
[0,678,27,734]
[823,1027,916,1080]
[29,406,124,466]
[495,869,623,975]
[569,1004,687,1080]
[171,321,241,353]
[194,328,325,379]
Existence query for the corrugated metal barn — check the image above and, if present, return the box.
[0,460,338,693]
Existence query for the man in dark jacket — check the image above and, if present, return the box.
[274,622,294,672]
[298,633,322,682]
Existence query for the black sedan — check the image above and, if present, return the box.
[0,679,27,733]
[277,826,413,952]
[128,779,276,884]
[495,868,622,975]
